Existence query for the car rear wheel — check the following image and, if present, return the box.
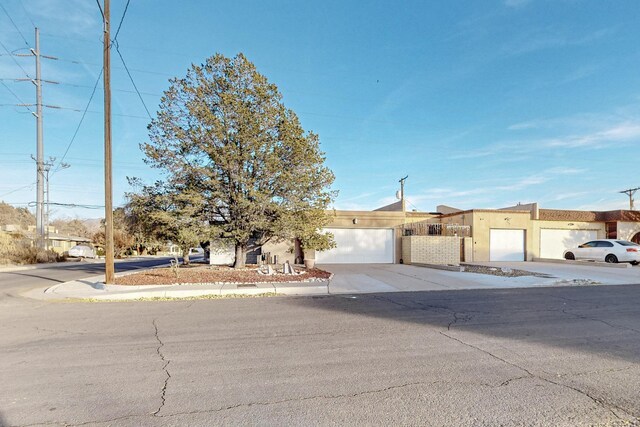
[631,261,639,266]
[605,254,618,263]
[564,252,575,260]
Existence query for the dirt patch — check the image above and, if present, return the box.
[461,264,553,278]
[115,265,331,286]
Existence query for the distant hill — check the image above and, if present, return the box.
[0,202,35,228]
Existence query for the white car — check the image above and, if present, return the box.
[67,245,96,259]
[563,239,640,264]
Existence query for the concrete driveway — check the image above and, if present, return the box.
[320,262,640,294]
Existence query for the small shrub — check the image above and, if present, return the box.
[0,232,17,264]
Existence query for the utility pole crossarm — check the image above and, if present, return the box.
[619,187,640,210]
[399,175,408,212]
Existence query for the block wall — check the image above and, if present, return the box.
[402,236,460,265]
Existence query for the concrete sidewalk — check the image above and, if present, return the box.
[321,262,640,294]
[24,273,329,301]
[23,260,640,302]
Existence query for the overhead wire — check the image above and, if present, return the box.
[113,0,131,41]
[0,183,36,198]
[95,0,104,20]
[18,0,36,28]
[0,80,32,112]
[112,0,153,120]
[0,38,32,78]
[0,3,30,47]
[52,70,103,174]
[114,44,153,119]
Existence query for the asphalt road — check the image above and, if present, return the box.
[0,262,639,426]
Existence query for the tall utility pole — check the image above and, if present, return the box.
[399,175,408,212]
[34,27,44,249]
[102,0,115,283]
[619,187,640,210]
[43,158,70,249]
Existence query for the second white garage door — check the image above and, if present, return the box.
[315,228,394,264]
[489,229,525,261]
[539,229,598,259]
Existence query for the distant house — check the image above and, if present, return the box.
[20,225,93,255]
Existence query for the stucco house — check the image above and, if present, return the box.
[209,197,640,266]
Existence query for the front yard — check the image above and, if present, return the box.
[115,264,331,286]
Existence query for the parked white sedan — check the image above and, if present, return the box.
[563,239,640,264]
[67,245,96,259]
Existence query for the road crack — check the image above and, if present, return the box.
[158,381,429,418]
[152,318,171,416]
[439,331,633,421]
[562,309,640,334]
[372,295,473,330]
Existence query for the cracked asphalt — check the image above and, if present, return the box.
[1,263,639,426]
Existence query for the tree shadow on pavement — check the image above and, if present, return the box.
[287,284,640,364]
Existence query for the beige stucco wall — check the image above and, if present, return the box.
[469,211,532,261]
[262,240,298,264]
[617,222,640,241]
[401,236,460,265]
[463,237,473,262]
[531,220,605,259]
[468,213,607,262]
[323,210,436,263]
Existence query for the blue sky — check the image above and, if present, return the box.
[1,0,640,219]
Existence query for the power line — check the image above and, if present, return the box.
[56,56,174,77]
[0,80,32,112]
[114,43,153,119]
[1,77,162,97]
[27,201,104,209]
[0,102,150,119]
[0,3,30,47]
[18,0,36,28]
[113,0,131,41]
[43,105,149,120]
[0,38,32,78]
[53,70,103,175]
[0,182,36,198]
[95,0,104,20]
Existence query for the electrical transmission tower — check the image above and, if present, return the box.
[12,28,58,248]
[619,187,640,210]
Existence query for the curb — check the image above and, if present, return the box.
[35,277,330,301]
[532,258,631,268]
[410,263,462,272]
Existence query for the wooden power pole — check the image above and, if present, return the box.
[102,0,114,284]
[399,175,408,212]
[619,187,640,210]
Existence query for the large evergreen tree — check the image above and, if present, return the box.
[140,53,335,267]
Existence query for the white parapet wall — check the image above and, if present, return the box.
[402,236,461,265]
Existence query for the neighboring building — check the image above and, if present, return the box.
[48,233,92,255]
[413,203,640,263]
[207,196,640,266]
[22,225,92,255]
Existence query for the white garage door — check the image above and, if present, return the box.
[490,229,525,261]
[540,229,598,259]
[316,228,394,264]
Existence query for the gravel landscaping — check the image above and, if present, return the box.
[461,264,553,278]
[115,265,331,286]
